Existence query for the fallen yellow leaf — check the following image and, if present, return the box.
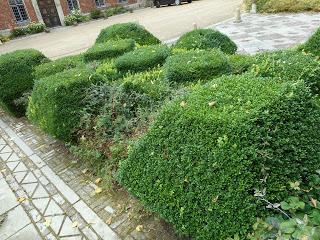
[136,225,143,232]
[0,169,6,173]
[106,217,112,225]
[17,197,26,203]
[95,187,102,194]
[180,101,187,108]
[95,178,102,184]
[311,198,317,208]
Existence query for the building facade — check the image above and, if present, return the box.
[0,0,139,32]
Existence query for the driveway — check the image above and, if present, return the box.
[0,0,241,59]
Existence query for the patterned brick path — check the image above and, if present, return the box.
[214,12,320,54]
[0,110,181,240]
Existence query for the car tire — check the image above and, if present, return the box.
[155,1,160,8]
[187,0,192,3]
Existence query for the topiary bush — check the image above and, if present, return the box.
[174,29,237,54]
[0,49,47,116]
[95,23,160,45]
[33,54,84,79]
[96,60,123,81]
[164,49,230,83]
[251,50,320,94]
[84,39,136,62]
[229,54,255,75]
[300,27,320,57]
[118,75,320,239]
[27,67,103,142]
[115,45,170,73]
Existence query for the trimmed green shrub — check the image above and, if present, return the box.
[84,39,136,62]
[33,55,84,79]
[96,61,123,81]
[95,23,160,46]
[122,68,170,101]
[300,27,320,57]
[251,50,320,94]
[229,54,255,75]
[174,29,237,54]
[164,49,230,83]
[0,49,46,116]
[27,67,103,142]
[115,45,170,73]
[118,75,320,239]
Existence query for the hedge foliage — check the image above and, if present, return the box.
[84,39,136,62]
[164,49,230,83]
[115,45,170,73]
[251,50,320,94]
[229,54,255,75]
[0,49,46,116]
[118,75,320,239]
[27,67,103,142]
[174,29,237,54]
[301,27,320,57]
[33,55,84,79]
[95,23,160,46]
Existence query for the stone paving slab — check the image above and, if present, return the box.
[0,109,182,240]
[213,12,320,54]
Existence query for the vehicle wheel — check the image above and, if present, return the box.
[175,0,181,6]
[155,1,160,8]
[187,0,192,3]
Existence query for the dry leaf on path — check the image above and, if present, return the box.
[95,187,102,194]
[136,225,143,232]
[106,217,112,225]
[95,178,102,184]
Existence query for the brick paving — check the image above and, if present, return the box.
[213,12,320,53]
[0,109,181,240]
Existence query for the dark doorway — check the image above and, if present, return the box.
[37,0,61,28]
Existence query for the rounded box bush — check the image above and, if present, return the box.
[33,54,85,79]
[118,75,320,239]
[0,49,47,116]
[84,39,136,62]
[115,45,170,73]
[27,67,103,142]
[251,50,320,94]
[300,27,320,57]
[164,49,230,83]
[95,23,160,46]
[174,29,237,54]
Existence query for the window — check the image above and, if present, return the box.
[67,0,79,11]
[8,0,29,23]
[95,0,105,7]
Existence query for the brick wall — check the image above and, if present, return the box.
[0,0,38,31]
[1,0,138,31]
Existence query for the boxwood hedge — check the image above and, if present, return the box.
[118,75,320,239]
[174,29,237,54]
[251,50,320,94]
[27,67,103,142]
[95,23,160,46]
[33,54,84,79]
[300,27,320,57]
[115,45,170,73]
[0,49,46,116]
[229,54,255,75]
[84,39,136,62]
[164,49,230,83]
